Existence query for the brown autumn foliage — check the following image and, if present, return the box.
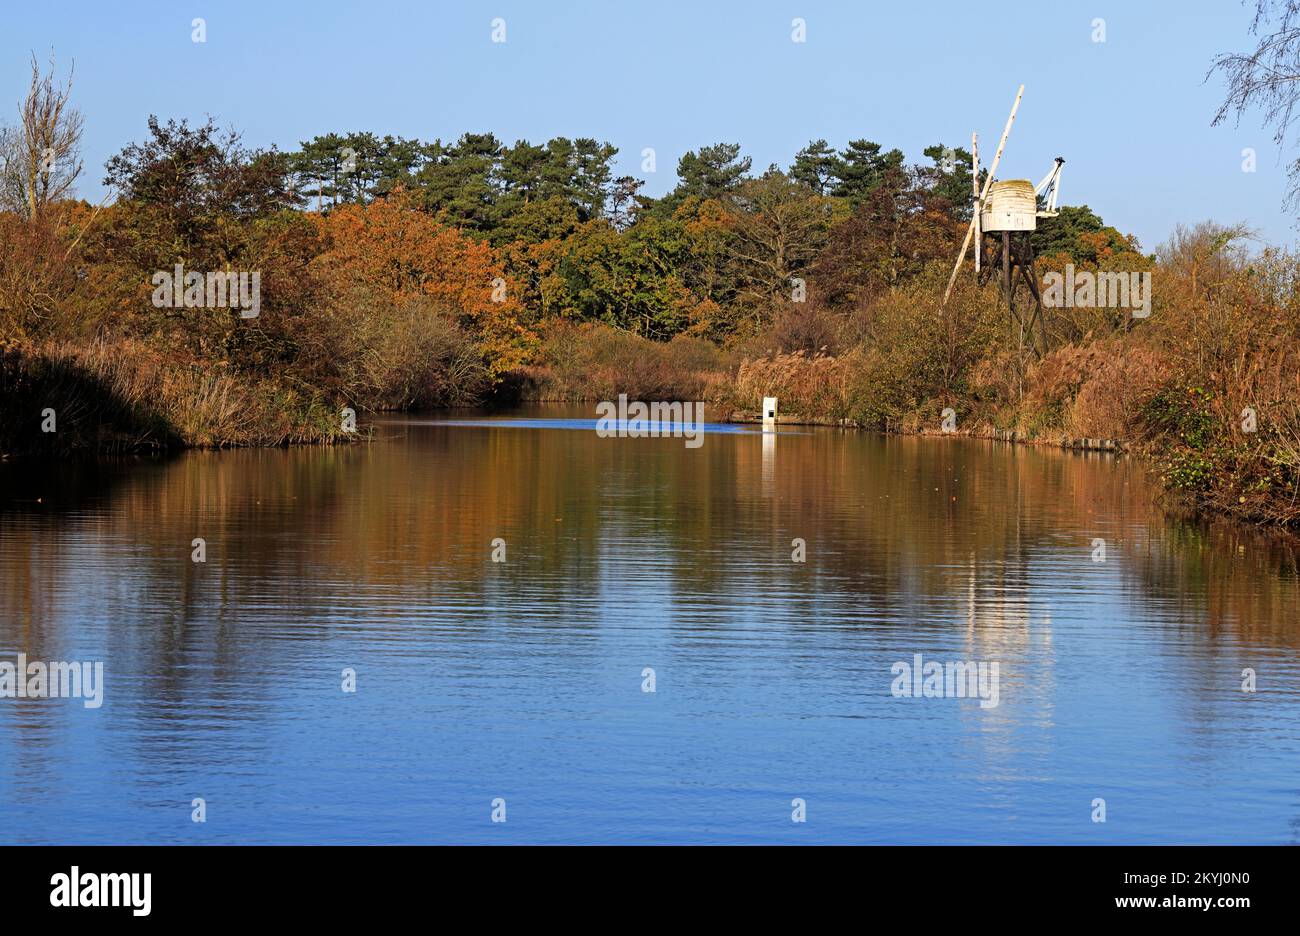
[518,320,731,402]
[1020,339,1170,441]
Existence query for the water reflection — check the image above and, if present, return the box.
[1,406,1298,843]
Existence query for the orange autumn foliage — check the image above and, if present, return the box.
[312,192,533,374]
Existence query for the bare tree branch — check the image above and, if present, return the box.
[1209,2,1300,209]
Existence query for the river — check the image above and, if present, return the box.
[1,405,1298,843]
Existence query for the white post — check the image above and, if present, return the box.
[762,396,778,432]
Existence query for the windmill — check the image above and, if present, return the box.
[942,85,1064,355]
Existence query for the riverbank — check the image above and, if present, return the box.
[6,311,1296,534]
[727,408,1125,452]
[0,340,353,457]
[509,317,1300,529]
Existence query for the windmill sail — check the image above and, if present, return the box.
[943,84,1024,306]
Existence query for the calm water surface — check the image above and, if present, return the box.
[2,405,1299,844]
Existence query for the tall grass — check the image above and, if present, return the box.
[515,321,734,402]
[0,339,348,455]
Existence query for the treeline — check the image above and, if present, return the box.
[2,98,1145,421]
[279,127,1139,341]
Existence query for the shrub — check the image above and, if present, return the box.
[520,321,733,402]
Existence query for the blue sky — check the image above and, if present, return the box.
[1,0,1291,249]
